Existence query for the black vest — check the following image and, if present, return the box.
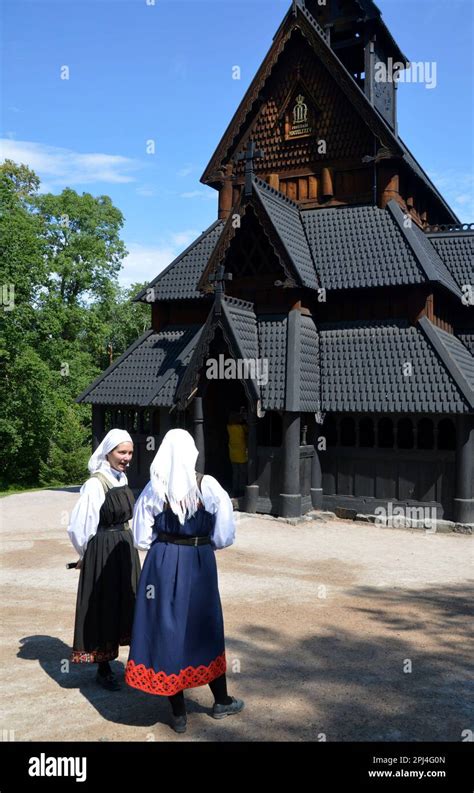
[92,472,135,531]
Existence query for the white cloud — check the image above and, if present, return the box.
[0,139,141,187]
[135,186,156,197]
[180,189,215,200]
[119,230,199,288]
[177,165,193,177]
[428,169,474,222]
[37,181,56,194]
[170,229,199,247]
[120,243,177,288]
[453,193,471,206]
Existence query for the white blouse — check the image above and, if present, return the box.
[132,474,235,552]
[67,461,128,559]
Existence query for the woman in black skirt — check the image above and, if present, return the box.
[67,428,141,690]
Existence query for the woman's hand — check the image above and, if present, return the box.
[76,558,83,570]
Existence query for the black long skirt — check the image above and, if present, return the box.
[71,528,141,663]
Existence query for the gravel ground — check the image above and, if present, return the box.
[1,488,472,742]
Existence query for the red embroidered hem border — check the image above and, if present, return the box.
[125,652,227,696]
[71,637,131,664]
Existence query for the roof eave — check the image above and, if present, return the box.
[133,220,224,303]
[75,329,155,403]
[418,316,474,410]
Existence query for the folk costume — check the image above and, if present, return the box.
[125,429,242,727]
[68,429,141,676]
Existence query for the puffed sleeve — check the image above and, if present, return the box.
[132,481,157,551]
[200,475,235,550]
[67,477,105,559]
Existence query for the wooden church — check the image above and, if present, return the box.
[77,0,474,523]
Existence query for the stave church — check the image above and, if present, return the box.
[77,0,474,523]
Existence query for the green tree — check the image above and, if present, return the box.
[35,188,126,313]
[0,161,147,489]
[88,281,150,369]
[0,160,47,350]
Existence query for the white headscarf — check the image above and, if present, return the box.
[87,428,133,474]
[150,429,201,524]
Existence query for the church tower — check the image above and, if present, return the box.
[77,0,474,526]
[203,0,456,229]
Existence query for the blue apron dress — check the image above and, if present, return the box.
[125,504,226,696]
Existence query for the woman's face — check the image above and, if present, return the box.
[107,442,134,473]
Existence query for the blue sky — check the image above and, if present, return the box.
[1,0,473,287]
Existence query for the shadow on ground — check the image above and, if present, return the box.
[18,582,473,741]
[48,486,81,493]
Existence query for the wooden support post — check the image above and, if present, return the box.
[454,414,474,523]
[321,167,334,199]
[311,436,323,509]
[280,411,302,518]
[218,163,234,220]
[92,405,105,451]
[245,409,259,513]
[160,408,172,442]
[269,173,280,190]
[379,165,400,208]
[193,396,205,474]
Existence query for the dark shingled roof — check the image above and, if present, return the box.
[427,232,474,291]
[76,325,201,406]
[257,314,288,410]
[137,196,463,305]
[418,317,474,409]
[318,318,472,414]
[301,204,425,290]
[149,330,202,406]
[253,177,319,289]
[456,331,474,357]
[225,298,260,364]
[220,298,262,403]
[175,296,262,408]
[77,309,474,413]
[134,220,224,303]
[300,314,320,412]
[387,202,462,299]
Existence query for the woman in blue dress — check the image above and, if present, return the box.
[125,428,244,733]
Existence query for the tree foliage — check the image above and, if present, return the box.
[0,160,149,489]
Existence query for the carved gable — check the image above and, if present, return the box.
[232,30,375,202]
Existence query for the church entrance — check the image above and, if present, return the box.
[201,330,249,495]
[202,376,248,494]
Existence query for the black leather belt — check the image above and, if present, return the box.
[157,532,211,546]
[97,523,129,532]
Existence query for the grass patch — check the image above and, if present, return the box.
[0,484,81,498]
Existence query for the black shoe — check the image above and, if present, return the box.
[170,714,187,734]
[95,670,121,691]
[212,696,244,719]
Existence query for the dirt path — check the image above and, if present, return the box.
[1,488,472,742]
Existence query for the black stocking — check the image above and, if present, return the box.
[168,674,232,713]
[208,673,232,705]
[168,690,186,717]
[97,661,111,676]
